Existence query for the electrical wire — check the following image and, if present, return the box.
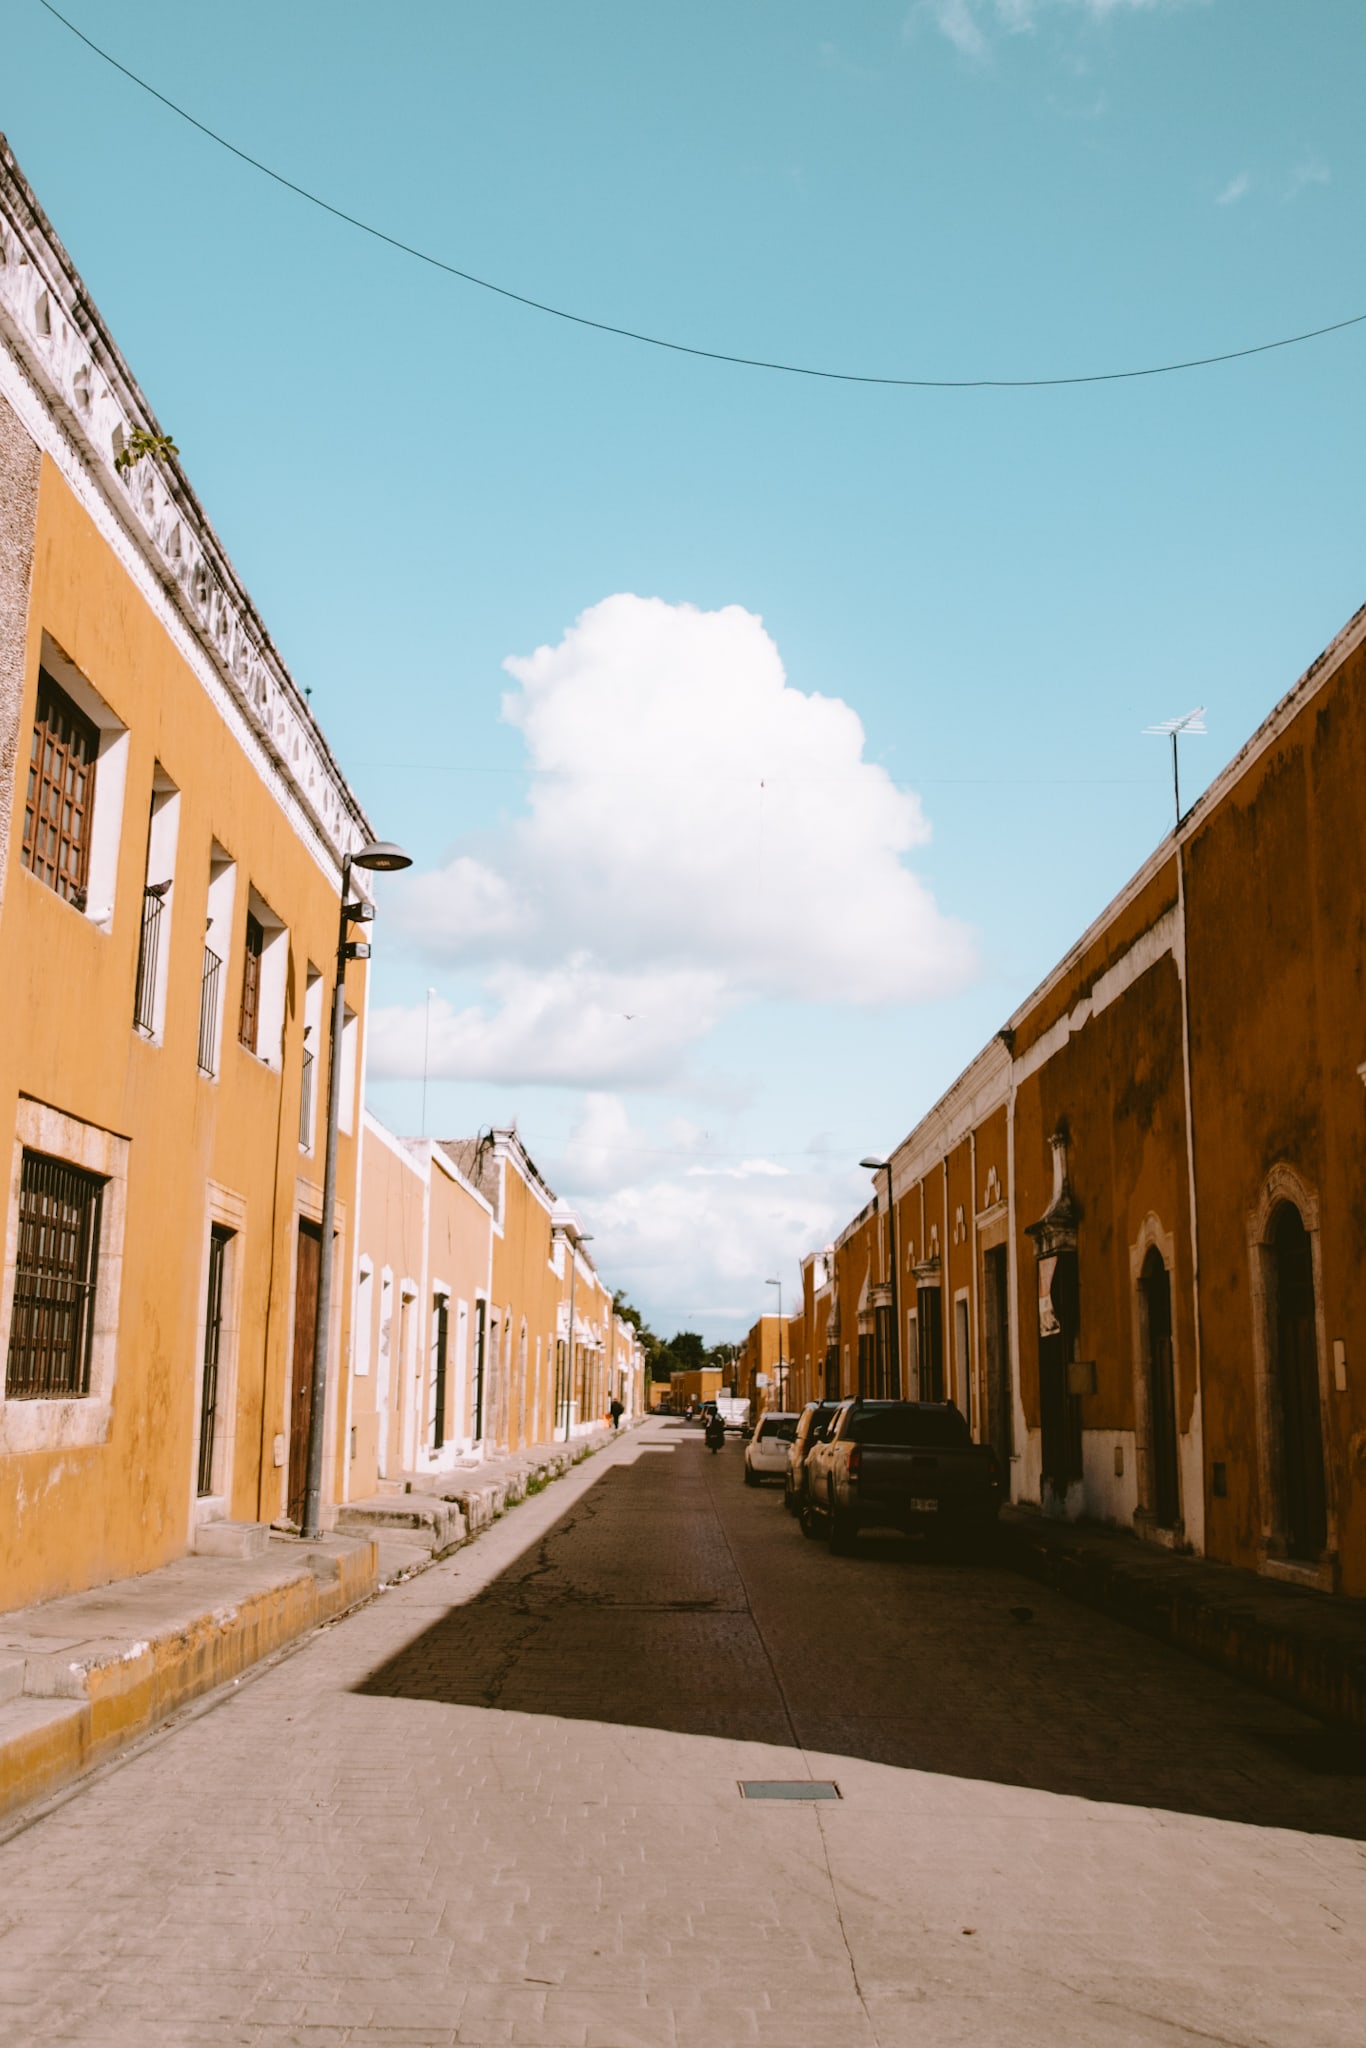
[39,0,1366,393]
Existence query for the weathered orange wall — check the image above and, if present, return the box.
[1184,637,1366,1591]
[0,460,365,1609]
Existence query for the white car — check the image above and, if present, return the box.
[743,1412,799,1486]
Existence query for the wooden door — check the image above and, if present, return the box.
[288,1220,322,1525]
[1273,1203,1326,1560]
[983,1245,1012,1470]
[1141,1248,1180,1528]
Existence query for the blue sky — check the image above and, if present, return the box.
[7,0,1365,1335]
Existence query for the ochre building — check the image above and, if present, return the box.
[802,601,1366,1598]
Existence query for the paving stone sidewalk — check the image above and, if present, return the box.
[0,1421,1361,2047]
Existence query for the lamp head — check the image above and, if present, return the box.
[351,839,413,873]
[859,1155,889,1171]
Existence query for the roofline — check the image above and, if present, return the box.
[0,134,374,876]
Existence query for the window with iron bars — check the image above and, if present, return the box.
[133,884,167,1035]
[21,671,99,910]
[5,1151,104,1399]
[197,1225,232,1495]
[298,1044,314,1149]
[198,945,223,1074]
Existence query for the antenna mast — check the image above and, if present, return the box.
[1143,708,1207,830]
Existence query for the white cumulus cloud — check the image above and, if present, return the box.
[368,959,728,1089]
[912,0,1199,56]
[374,594,972,1091]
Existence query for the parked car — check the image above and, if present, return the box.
[802,1400,1004,1553]
[784,1400,846,1517]
[743,1412,799,1486]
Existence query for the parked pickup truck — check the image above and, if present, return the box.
[802,1400,1004,1554]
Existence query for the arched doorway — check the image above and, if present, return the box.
[1270,1202,1326,1561]
[1139,1246,1179,1529]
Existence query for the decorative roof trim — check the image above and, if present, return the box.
[0,135,372,881]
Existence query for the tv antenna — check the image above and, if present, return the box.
[1144,707,1206,829]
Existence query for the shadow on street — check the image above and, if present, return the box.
[356,1427,1366,1839]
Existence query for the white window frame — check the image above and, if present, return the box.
[0,1098,129,1454]
[35,634,129,933]
[188,1181,246,1528]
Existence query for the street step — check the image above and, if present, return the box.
[0,1533,378,1825]
[193,1520,271,1560]
[336,1499,467,1558]
[0,1695,89,1815]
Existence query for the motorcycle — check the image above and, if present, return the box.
[705,1417,726,1454]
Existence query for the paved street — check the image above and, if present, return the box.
[1,1420,1364,2047]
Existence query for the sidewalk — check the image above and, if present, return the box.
[999,1503,1366,1732]
[0,1422,631,1828]
[338,1422,621,1581]
[0,1529,377,1824]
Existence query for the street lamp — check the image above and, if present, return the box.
[765,1277,785,1408]
[860,1156,900,1399]
[300,837,412,1540]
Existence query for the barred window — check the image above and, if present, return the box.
[238,911,264,1053]
[5,1151,105,1399]
[22,671,99,909]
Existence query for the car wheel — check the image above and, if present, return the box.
[799,1501,822,1541]
[827,1505,859,1556]
[743,1464,759,1487]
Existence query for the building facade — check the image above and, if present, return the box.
[0,138,375,1608]
[798,601,1366,1598]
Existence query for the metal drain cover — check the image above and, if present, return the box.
[739,1780,841,1801]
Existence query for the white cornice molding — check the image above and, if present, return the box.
[0,136,372,884]
[888,1037,1010,1200]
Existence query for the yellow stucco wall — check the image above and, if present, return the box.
[0,458,366,1611]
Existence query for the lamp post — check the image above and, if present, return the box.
[766,1277,785,1408]
[860,1156,900,1400]
[300,837,412,1540]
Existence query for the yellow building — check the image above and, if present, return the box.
[0,138,380,1610]
[347,1115,495,1499]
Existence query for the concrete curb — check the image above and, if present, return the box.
[0,1533,378,1824]
[999,1507,1366,1732]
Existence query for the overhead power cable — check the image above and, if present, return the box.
[40,0,1366,392]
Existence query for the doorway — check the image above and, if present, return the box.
[982,1244,1012,1471]
[1140,1246,1180,1528]
[287,1219,322,1525]
[1039,1248,1082,1497]
[1271,1202,1327,1561]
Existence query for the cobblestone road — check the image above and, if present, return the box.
[1,1421,1363,2047]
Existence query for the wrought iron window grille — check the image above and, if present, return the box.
[5,1151,104,1399]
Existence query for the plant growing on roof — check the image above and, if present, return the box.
[114,426,179,474]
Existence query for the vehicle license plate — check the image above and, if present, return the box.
[908,1497,938,1513]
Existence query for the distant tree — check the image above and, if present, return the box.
[667,1330,707,1372]
[612,1288,661,1369]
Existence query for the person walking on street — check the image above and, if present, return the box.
[609,1395,624,1432]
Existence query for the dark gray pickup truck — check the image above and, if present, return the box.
[802,1399,1004,1554]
